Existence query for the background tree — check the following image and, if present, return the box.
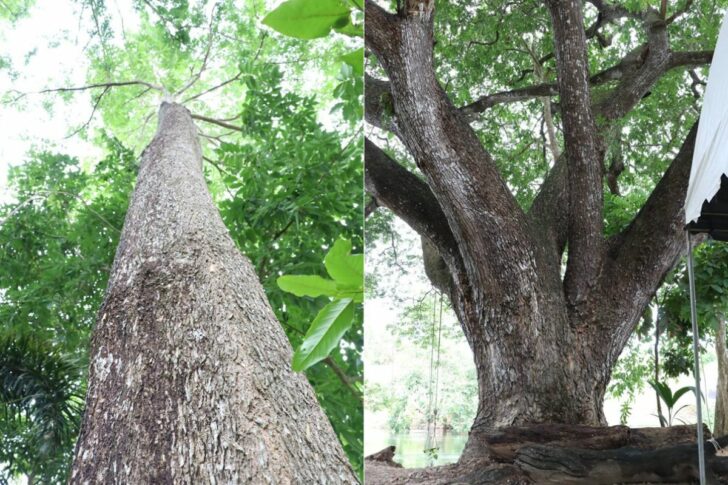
[0,0,363,481]
[660,243,728,435]
[365,0,720,463]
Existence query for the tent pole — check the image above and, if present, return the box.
[686,231,706,484]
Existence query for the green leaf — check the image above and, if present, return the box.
[262,0,350,39]
[345,0,363,11]
[340,47,364,76]
[671,386,695,406]
[333,19,363,37]
[277,274,338,298]
[292,298,354,371]
[324,238,363,289]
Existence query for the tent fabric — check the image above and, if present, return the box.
[687,175,728,241]
[685,14,728,228]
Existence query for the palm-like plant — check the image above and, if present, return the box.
[649,380,696,427]
[0,333,85,483]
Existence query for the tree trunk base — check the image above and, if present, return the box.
[364,425,728,484]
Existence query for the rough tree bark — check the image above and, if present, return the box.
[715,315,728,436]
[69,102,357,483]
[365,425,728,484]
[364,0,712,464]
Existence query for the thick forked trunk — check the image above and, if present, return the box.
[70,102,357,483]
[455,283,612,464]
[365,0,702,473]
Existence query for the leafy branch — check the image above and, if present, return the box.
[277,238,363,373]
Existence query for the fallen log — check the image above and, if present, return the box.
[515,434,728,484]
[479,423,709,462]
[366,427,728,484]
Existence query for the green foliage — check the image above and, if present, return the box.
[607,338,652,424]
[325,238,364,292]
[655,242,728,378]
[130,0,205,45]
[0,0,34,22]
[278,275,340,298]
[0,140,134,482]
[0,140,135,357]
[263,0,351,39]
[278,239,363,371]
[664,243,728,330]
[292,298,355,371]
[649,380,695,426]
[423,446,439,461]
[340,47,364,76]
[0,334,85,483]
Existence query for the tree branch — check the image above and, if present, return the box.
[369,0,540,307]
[364,138,458,263]
[66,85,111,138]
[364,0,401,58]
[669,50,714,69]
[190,113,242,132]
[594,11,671,121]
[10,80,164,103]
[175,2,219,96]
[182,33,267,105]
[365,138,478,338]
[528,154,569,270]
[368,47,713,128]
[324,357,362,399]
[364,197,378,218]
[365,74,397,133]
[461,83,558,118]
[183,71,242,104]
[596,122,698,351]
[546,0,604,309]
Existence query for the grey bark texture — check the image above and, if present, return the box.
[715,315,728,436]
[363,0,708,465]
[69,102,357,484]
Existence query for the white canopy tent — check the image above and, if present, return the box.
[684,13,728,485]
[685,15,728,229]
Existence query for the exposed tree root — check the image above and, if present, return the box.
[365,425,728,484]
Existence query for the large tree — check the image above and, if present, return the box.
[364,0,718,460]
[1,0,362,481]
[69,101,356,482]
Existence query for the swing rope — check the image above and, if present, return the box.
[424,291,444,457]
[432,291,443,448]
[424,292,437,453]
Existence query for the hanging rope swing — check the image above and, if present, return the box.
[424,290,444,462]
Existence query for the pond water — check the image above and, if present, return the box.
[366,429,468,468]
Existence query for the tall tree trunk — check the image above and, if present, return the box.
[69,102,357,483]
[456,286,612,464]
[714,315,728,436]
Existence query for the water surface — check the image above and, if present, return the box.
[366,429,468,468]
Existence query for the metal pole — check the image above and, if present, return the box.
[686,231,707,484]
